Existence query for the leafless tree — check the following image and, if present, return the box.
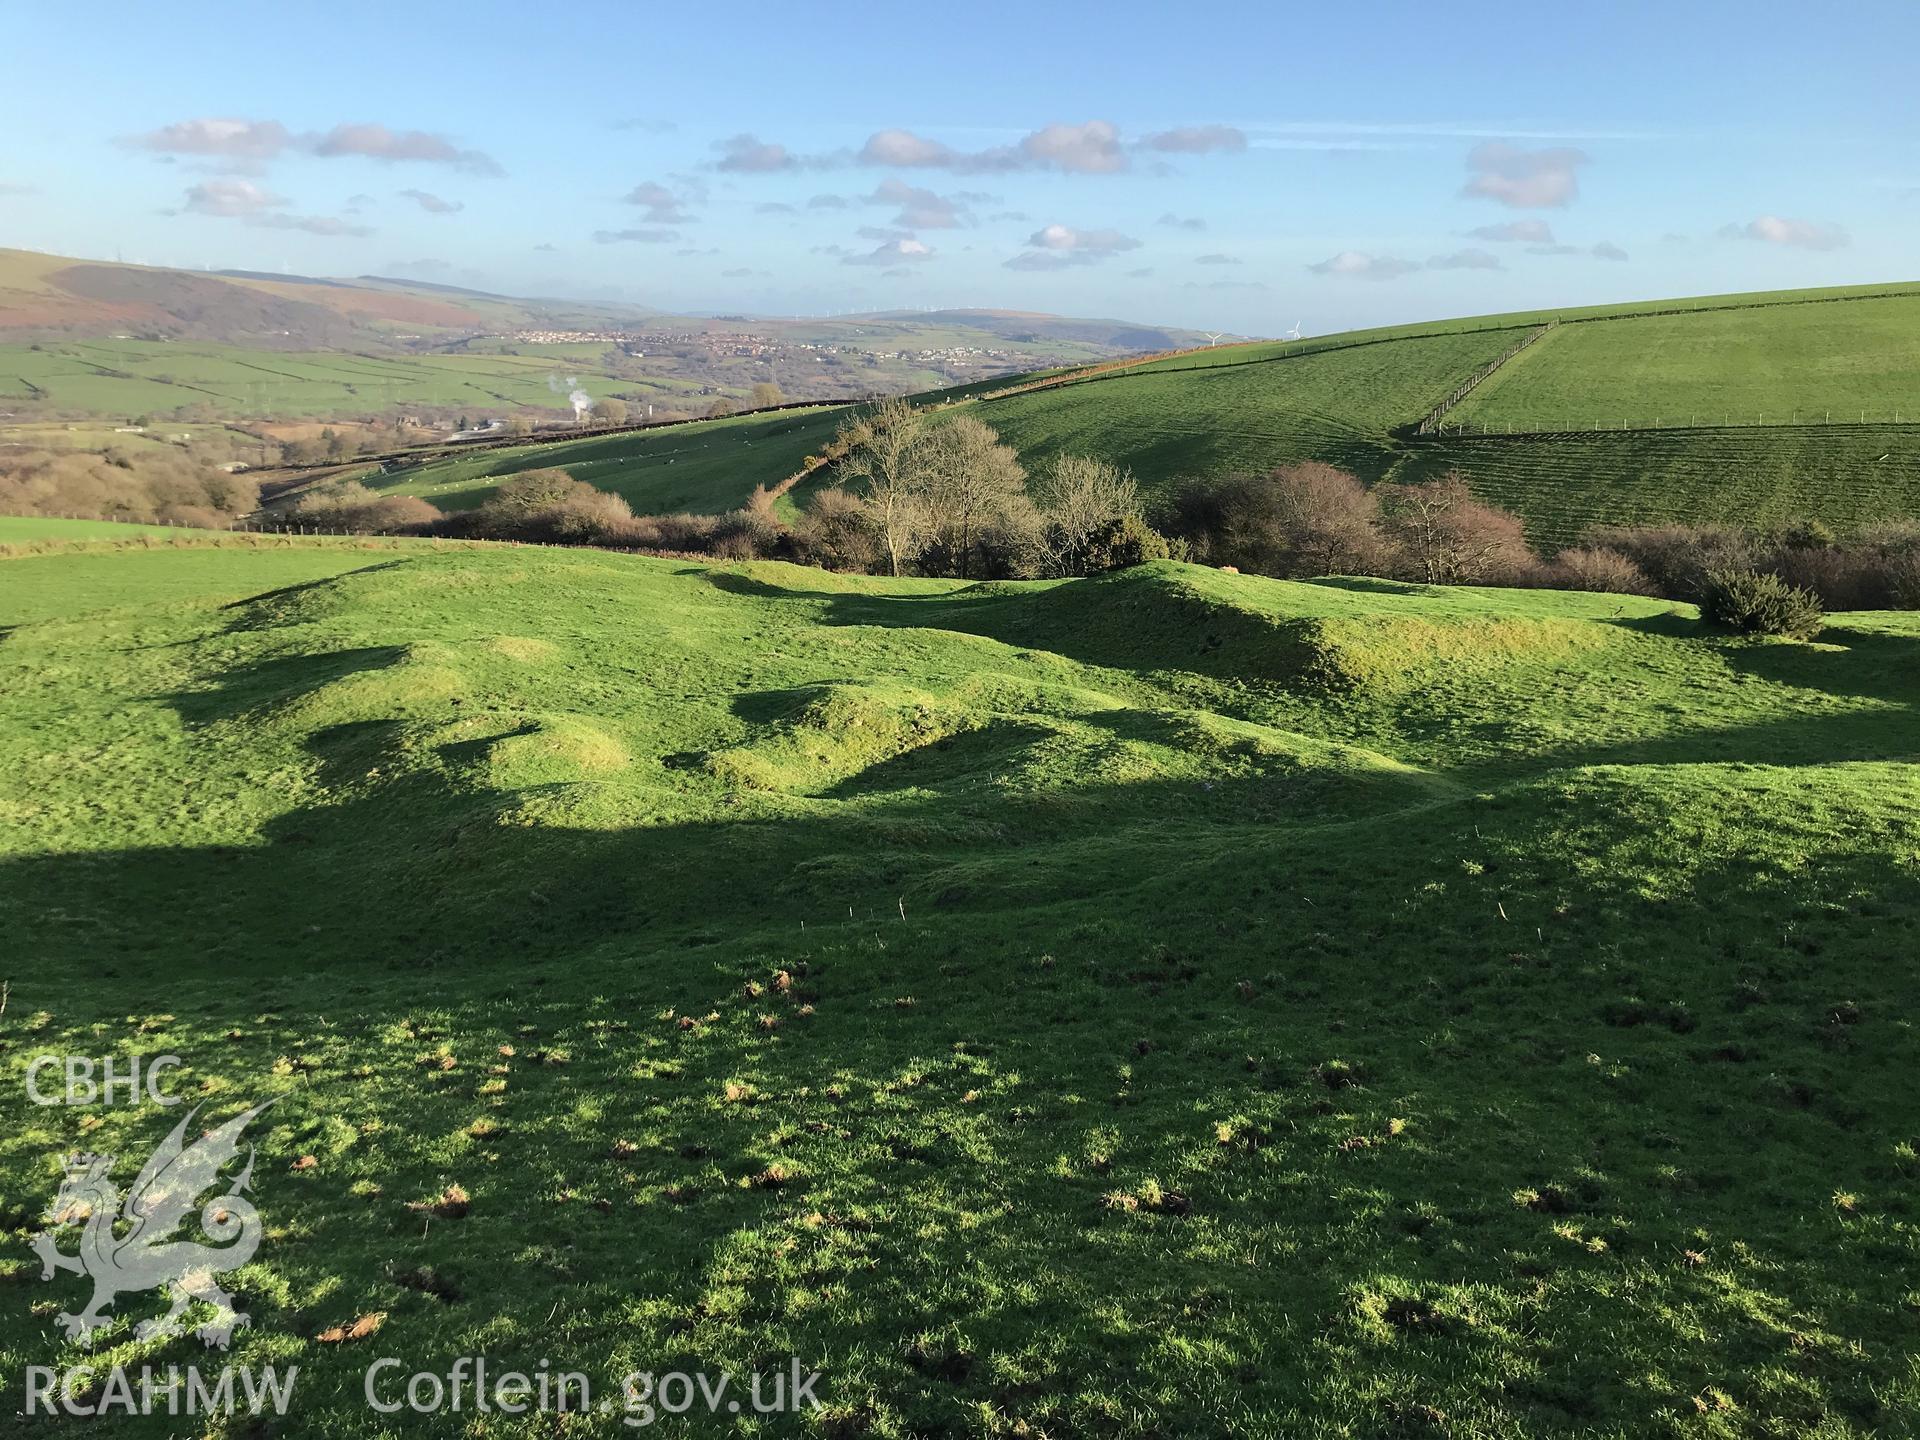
[1266,462,1387,576]
[834,395,928,577]
[917,414,1029,579]
[1034,455,1140,576]
[1378,473,1534,585]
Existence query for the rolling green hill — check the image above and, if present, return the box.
[2,537,1917,1436]
[346,282,1920,548]
[1453,294,1920,431]
[365,404,852,517]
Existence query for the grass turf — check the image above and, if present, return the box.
[1,541,1918,1435]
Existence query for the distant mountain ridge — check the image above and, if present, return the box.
[0,247,1211,354]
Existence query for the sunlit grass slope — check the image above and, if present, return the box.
[1,539,1917,1435]
[369,284,1920,547]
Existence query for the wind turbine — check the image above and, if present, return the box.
[1203,332,1224,347]
[1283,320,1304,342]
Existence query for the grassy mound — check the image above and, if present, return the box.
[3,541,1918,1436]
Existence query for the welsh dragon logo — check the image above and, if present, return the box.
[28,1101,273,1348]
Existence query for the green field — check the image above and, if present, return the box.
[348,284,1920,549]
[972,327,1523,487]
[0,514,190,543]
[0,340,639,419]
[1454,295,1920,431]
[3,538,1918,1435]
[1398,424,1920,545]
[365,405,852,517]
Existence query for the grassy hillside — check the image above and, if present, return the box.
[359,283,1920,548]
[0,339,647,418]
[366,404,852,516]
[1454,294,1920,430]
[973,327,1523,484]
[1398,424,1920,543]
[2,538,1918,1436]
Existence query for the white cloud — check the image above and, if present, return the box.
[177,181,371,235]
[129,117,291,166]
[1139,125,1247,155]
[181,178,285,217]
[859,129,973,169]
[1309,250,1419,280]
[399,188,462,215]
[1591,240,1629,261]
[593,228,681,244]
[1006,223,1141,269]
[866,178,974,229]
[1020,120,1127,174]
[310,123,501,175]
[713,133,804,173]
[1157,213,1206,231]
[1466,219,1555,244]
[855,120,1130,175]
[623,181,695,224]
[1195,253,1240,265]
[845,237,934,266]
[1462,141,1588,208]
[1428,248,1503,270]
[1731,215,1849,250]
[133,117,501,175]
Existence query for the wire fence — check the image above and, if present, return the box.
[1417,409,1920,439]
[1413,323,1558,435]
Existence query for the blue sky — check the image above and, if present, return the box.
[2,0,1912,336]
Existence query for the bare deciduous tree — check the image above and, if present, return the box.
[1267,462,1386,576]
[1034,455,1141,576]
[917,414,1029,579]
[1378,473,1533,585]
[834,395,928,577]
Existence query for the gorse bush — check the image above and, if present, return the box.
[1700,568,1825,639]
[1079,514,1185,572]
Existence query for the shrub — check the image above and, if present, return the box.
[1158,464,1382,578]
[1587,524,1757,599]
[0,447,259,525]
[708,508,783,561]
[1700,568,1825,639]
[291,481,442,534]
[792,488,883,572]
[1538,546,1654,595]
[1892,552,1920,610]
[1079,514,1183,573]
[1774,517,1836,550]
